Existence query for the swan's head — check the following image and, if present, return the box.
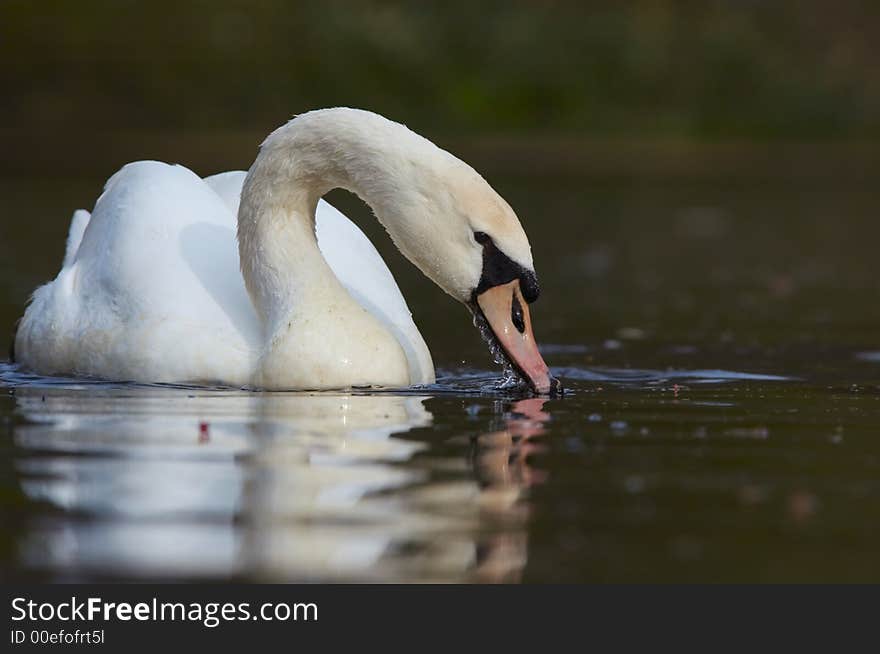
[377,146,560,395]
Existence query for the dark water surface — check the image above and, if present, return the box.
[2,167,879,582]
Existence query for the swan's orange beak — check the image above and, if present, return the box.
[476,280,560,395]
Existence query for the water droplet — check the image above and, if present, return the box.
[603,339,622,350]
[471,308,523,389]
[617,327,646,340]
[624,475,645,493]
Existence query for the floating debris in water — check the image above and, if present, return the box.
[603,339,622,350]
[610,420,629,433]
[616,327,646,340]
[198,421,210,443]
[624,475,645,494]
[788,490,819,524]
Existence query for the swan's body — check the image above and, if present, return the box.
[16,109,555,392]
[17,164,432,387]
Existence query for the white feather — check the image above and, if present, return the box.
[63,209,91,268]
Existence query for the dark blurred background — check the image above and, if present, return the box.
[4,0,880,139]
[1,0,879,362]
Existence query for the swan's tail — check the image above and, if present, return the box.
[63,209,91,268]
[9,209,91,363]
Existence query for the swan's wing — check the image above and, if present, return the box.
[204,170,247,218]
[18,161,258,384]
[76,162,253,325]
[202,171,435,385]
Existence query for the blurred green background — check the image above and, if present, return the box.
[4,0,880,140]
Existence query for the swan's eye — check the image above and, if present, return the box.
[511,292,526,333]
[472,231,541,304]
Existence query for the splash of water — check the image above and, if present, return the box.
[471,309,526,390]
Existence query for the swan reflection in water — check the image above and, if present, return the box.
[11,386,549,582]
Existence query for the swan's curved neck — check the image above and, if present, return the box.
[237,109,441,330]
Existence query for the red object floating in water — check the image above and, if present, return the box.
[198,421,210,442]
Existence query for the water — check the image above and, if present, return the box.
[2,165,880,582]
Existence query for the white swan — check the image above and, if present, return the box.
[14,108,556,393]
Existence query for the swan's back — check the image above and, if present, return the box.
[17,161,259,384]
